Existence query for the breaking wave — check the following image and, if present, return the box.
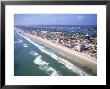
[23,44,28,48]
[14,39,23,44]
[17,32,90,76]
[34,55,61,76]
[17,39,23,43]
[39,48,90,76]
[29,51,39,57]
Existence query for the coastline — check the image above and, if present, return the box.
[19,31,97,74]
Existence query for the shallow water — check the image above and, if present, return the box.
[14,32,91,76]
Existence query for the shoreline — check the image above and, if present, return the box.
[18,31,97,74]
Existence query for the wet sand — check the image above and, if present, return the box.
[21,32,97,74]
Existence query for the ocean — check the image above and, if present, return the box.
[14,32,92,76]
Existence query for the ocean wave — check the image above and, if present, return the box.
[23,44,28,48]
[34,55,49,65]
[14,39,23,44]
[17,32,90,76]
[39,64,49,70]
[17,39,23,43]
[47,67,61,76]
[39,48,90,76]
[29,51,39,57]
[32,44,90,76]
[34,55,61,76]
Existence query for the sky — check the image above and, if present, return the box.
[14,14,97,25]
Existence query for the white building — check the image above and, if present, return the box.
[56,38,61,43]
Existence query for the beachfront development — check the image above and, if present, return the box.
[14,14,97,76]
[14,25,97,75]
[15,25,97,58]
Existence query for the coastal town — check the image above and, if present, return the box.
[15,25,97,59]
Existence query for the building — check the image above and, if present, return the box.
[56,38,61,43]
[75,43,85,52]
[85,34,90,40]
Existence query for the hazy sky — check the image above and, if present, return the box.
[14,14,97,25]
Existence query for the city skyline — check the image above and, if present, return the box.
[14,14,97,25]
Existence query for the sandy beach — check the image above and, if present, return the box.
[20,31,97,74]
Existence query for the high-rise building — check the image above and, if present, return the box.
[76,43,85,52]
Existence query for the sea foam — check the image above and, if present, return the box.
[17,39,23,43]
[23,44,28,48]
[17,32,90,76]
[40,48,90,76]
[34,55,61,76]
[17,33,61,76]
[29,51,38,57]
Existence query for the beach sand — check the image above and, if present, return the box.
[21,32,97,74]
